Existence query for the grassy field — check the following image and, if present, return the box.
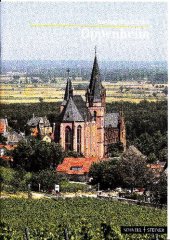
[0,81,167,104]
[1,198,167,239]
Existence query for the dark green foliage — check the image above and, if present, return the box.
[134,131,167,162]
[116,151,153,193]
[107,142,124,157]
[32,169,58,192]
[0,166,32,192]
[0,157,10,167]
[89,150,154,192]
[89,159,121,190]
[0,102,61,132]
[12,138,64,172]
[0,198,167,239]
[0,135,7,144]
[107,100,167,162]
[151,172,167,205]
[0,100,167,164]
[60,181,89,193]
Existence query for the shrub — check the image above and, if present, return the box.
[60,181,89,193]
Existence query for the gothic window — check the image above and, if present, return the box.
[94,111,97,121]
[65,126,73,151]
[77,125,82,153]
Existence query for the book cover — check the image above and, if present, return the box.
[0,1,168,239]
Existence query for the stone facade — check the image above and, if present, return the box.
[54,52,126,158]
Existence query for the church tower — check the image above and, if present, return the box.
[60,69,73,112]
[86,48,106,158]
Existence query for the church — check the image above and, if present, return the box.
[54,51,126,159]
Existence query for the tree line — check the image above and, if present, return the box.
[0,100,167,163]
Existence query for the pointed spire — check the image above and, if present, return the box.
[89,47,100,92]
[64,69,73,101]
[95,46,97,56]
[87,47,105,104]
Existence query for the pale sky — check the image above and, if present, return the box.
[1,2,168,61]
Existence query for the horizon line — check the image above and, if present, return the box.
[2,59,167,62]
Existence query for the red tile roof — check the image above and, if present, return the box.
[57,157,100,175]
[147,163,165,170]
[0,144,17,151]
[0,123,6,134]
[0,155,13,161]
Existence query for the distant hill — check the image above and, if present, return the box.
[1,60,167,73]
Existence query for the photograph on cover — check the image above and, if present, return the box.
[0,1,168,239]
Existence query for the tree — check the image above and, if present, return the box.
[0,166,15,187]
[13,139,64,172]
[117,147,153,193]
[159,147,168,162]
[107,142,124,157]
[89,159,121,190]
[12,139,33,171]
[147,153,157,163]
[0,135,7,144]
[150,172,167,205]
[30,141,64,172]
[39,97,44,103]
[32,169,57,192]
[133,133,155,156]
[11,168,32,192]
[119,86,123,93]
[0,166,32,192]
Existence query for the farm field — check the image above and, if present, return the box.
[0,81,167,104]
[1,198,167,239]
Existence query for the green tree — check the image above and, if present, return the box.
[13,139,64,172]
[31,141,64,172]
[159,147,168,162]
[107,142,124,157]
[147,153,157,163]
[151,172,167,205]
[11,168,32,192]
[12,139,33,171]
[89,159,121,190]
[117,148,153,193]
[133,133,155,156]
[0,166,15,187]
[32,169,57,192]
[0,135,7,144]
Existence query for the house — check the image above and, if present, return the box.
[147,162,166,178]
[57,157,100,181]
[3,131,24,145]
[26,115,52,138]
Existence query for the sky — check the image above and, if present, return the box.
[1,2,168,62]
